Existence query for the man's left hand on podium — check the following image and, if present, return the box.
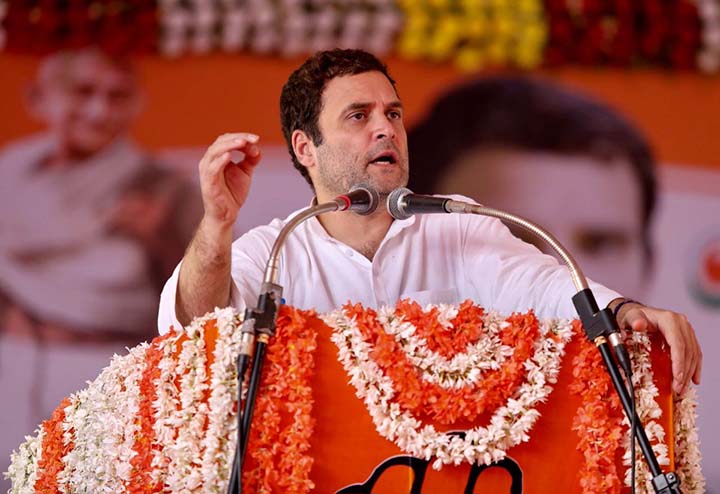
[613,299,702,395]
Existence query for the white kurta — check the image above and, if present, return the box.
[158,198,621,333]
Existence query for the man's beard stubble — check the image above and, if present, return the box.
[314,142,409,197]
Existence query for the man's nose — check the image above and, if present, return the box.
[371,113,396,141]
[83,94,113,122]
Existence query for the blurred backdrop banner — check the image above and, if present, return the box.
[0,1,719,492]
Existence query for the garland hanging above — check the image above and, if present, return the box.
[0,0,718,73]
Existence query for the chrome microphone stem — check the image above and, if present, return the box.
[450,201,589,292]
[450,198,676,492]
[262,201,341,285]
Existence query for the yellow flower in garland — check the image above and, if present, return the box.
[494,12,516,42]
[486,39,509,65]
[424,13,463,61]
[398,30,426,60]
[510,0,546,69]
[465,15,488,40]
[395,0,549,70]
[514,40,543,69]
[429,0,452,9]
[397,5,430,60]
[460,0,484,12]
[513,18,547,69]
[455,45,486,71]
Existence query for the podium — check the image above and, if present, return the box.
[6,301,703,494]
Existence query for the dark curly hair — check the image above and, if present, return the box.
[280,49,396,188]
[408,76,657,263]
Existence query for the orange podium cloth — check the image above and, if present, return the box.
[6,303,699,494]
[302,307,674,493]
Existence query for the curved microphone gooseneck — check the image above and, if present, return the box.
[227,184,379,494]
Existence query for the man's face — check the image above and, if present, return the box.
[437,149,649,298]
[31,51,140,159]
[309,71,409,200]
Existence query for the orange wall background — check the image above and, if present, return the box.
[1,52,719,168]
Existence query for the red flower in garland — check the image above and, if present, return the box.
[570,322,625,494]
[344,301,543,424]
[126,333,176,494]
[35,397,74,494]
[242,306,317,494]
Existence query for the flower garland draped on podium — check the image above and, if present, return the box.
[6,301,704,494]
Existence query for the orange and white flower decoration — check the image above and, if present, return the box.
[5,302,704,494]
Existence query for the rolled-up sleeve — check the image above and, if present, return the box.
[157,262,182,335]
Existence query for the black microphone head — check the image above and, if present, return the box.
[386,187,413,220]
[346,183,379,215]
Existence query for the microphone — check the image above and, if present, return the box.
[234,182,379,494]
[386,187,454,220]
[332,184,379,215]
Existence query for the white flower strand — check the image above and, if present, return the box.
[164,317,211,493]
[200,308,245,493]
[5,429,43,494]
[150,332,183,486]
[4,304,704,492]
[61,346,146,493]
[117,346,148,484]
[696,0,720,73]
[673,386,705,493]
[323,306,574,468]
[377,306,514,389]
[56,394,79,493]
[621,332,669,491]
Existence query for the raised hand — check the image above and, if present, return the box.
[174,133,262,326]
[198,133,262,227]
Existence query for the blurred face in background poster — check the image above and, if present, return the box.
[26,48,141,161]
[436,148,649,299]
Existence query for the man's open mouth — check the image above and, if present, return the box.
[369,151,398,165]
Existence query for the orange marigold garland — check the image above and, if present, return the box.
[569,321,625,493]
[6,303,704,493]
[163,319,210,493]
[126,334,173,494]
[34,397,74,494]
[347,301,543,424]
[242,306,317,494]
[324,300,575,468]
[394,299,486,358]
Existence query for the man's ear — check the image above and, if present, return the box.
[292,129,317,171]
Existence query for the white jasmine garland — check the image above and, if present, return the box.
[4,304,704,492]
[673,386,705,493]
[222,7,250,52]
[61,346,146,493]
[164,317,211,493]
[150,332,183,486]
[56,395,80,493]
[323,305,574,468]
[376,306,514,389]
[696,0,720,73]
[200,308,244,493]
[621,332,670,491]
[5,430,43,494]
[118,346,149,483]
